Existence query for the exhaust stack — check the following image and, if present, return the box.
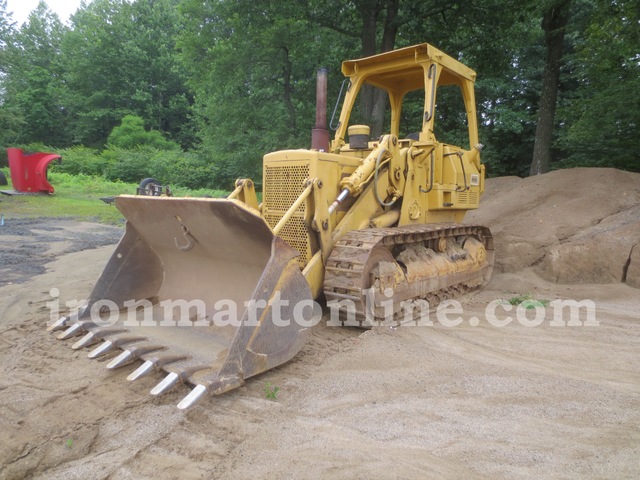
[311,68,330,152]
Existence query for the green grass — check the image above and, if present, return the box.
[264,381,280,400]
[0,168,229,224]
[506,293,550,309]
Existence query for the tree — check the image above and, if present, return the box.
[303,0,410,136]
[2,2,68,146]
[557,0,640,171]
[180,0,550,185]
[352,0,401,137]
[0,0,22,148]
[63,0,194,148]
[180,0,343,186]
[396,0,545,176]
[530,0,571,175]
[0,0,15,71]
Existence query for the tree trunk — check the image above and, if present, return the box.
[370,0,399,137]
[358,1,379,128]
[530,0,571,176]
[356,0,399,137]
[281,46,296,131]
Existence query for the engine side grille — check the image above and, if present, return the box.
[457,190,479,206]
[263,163,311,266]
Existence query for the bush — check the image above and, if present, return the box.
[5,135,218,190]
[107,115,180,151]
[150,150,215,189]
[101,146,216,188]
[50,146,104,176]
[12,142,54,155]
[103,147,155,184]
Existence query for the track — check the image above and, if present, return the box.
[323,223,494,325]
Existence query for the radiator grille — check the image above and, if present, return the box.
[263,164,311,266]
[264,213,310,266]
[457,190,479,206]
[264,164,310,211]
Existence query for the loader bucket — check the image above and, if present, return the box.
[51,196,313,408]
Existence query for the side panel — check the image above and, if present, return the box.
[428,144,482,211]
[398,142,482,227]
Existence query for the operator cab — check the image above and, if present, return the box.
[331,43,479,154]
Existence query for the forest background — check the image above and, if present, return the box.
[0,0,638,190]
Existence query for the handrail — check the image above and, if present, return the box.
[273,183,313,235]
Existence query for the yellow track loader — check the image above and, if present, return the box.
[49,43,493,409]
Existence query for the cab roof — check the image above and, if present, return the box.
[341,43,476,93]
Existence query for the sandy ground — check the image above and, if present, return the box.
[1,169,639,479]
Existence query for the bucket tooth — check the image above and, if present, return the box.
[72,332,98,350]
[87,334,147,359]
[47,316,69,333]
[150,372,179,396]
[177,384,208,410]
[88,326,128,337]
[48,306,89,334]
[56,322,84,340]
[126,352,186,382]
[127,360,155,381]
[127,344,164,357]
[108,344,164,371]
[106,350,135,369]
[88,340,114,359]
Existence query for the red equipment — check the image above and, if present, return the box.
[6,148,61,194]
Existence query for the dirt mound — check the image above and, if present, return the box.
[466,168,640,287]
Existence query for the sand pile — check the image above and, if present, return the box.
[466,168,640,287]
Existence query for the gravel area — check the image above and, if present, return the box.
[0,218,122,285]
